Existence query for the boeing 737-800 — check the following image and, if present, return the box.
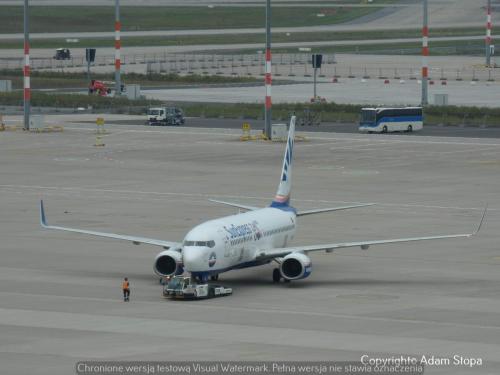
[40,116,485,283]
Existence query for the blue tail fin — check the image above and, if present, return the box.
[270,116,295,210]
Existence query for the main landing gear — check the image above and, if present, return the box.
[272,268,290,283]
[273,268,280,283]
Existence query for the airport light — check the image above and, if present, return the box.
[264,0,272,139]
[23,0,30,130]
[486,0,493,67]
[421,0,429,106]
[115,0,121,96]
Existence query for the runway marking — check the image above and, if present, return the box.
[427,146,500,155]
[65,125,238,138]
[308,134,500,147]
[60,125,500,147]
[1,293,500,332]
[2,307,500,361]
[307,165,345,171]
[0,184,495,212]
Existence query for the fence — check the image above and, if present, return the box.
[2,51,500,81]
[0,52,337,71]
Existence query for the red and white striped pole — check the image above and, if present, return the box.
[114,0,121,95]
[265,47,272,127]
[486,0,493,67]
[264,0,272,139]
[421,0,429,106]
[23,0,30,130]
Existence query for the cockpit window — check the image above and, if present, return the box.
[183,240,216,247]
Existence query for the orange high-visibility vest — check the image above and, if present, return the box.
[122,281,129,290]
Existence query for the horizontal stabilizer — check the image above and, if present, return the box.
[297,203,374,217]
[209,199,259,211]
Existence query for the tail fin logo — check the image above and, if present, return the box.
[281,137,293,182]
[271,116,296,210]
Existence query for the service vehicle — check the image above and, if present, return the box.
[54,48,71,60]
[163,276,232,299]
[88,80,111,96]
[147,107,185,126]
[359,107,423,133]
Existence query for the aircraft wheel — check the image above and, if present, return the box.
[272,268,281,283]
[382,126,388,133]
[407,125,413,132]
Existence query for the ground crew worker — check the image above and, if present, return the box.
[122,277,130,302]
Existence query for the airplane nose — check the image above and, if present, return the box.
[182,247,203,272]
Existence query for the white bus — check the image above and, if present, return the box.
[359,107,423,133]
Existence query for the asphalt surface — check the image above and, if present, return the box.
[143,79,500,108]
[101,117,500,139]
[0,121,499,374]
[4,114,500,139]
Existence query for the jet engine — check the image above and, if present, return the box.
[154,249,183,277]
[279,253,312,280]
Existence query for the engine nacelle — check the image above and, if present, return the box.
[280,253,312,280]
[154,249,183,277]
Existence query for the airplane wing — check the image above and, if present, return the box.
[296,203,374,217]
[208,199,259,211]
[40,200,182,249]
[255,206,487,261]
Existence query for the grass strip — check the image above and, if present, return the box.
[0,71,260,90]
[0,6,375,33]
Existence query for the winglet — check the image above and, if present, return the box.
[40,200,48,228]
[472,204,487,236]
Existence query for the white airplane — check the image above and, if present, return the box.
[40,116,486,283]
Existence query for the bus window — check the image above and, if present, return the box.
[360,109,376,124]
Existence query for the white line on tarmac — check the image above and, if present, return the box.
[0,184,495,212]
[309,135,500,147]
[1,306,499,361]
[1,292,500,332]
[63,125,500,147]
[66,125,239,138]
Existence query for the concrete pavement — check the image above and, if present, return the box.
[0,122,499,374]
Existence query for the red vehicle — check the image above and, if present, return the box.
[88,80,111,96]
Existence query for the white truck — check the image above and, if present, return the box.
[163,276,232,299]
[147,107,185,126]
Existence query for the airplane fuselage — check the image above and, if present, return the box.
[182,207,296,279]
